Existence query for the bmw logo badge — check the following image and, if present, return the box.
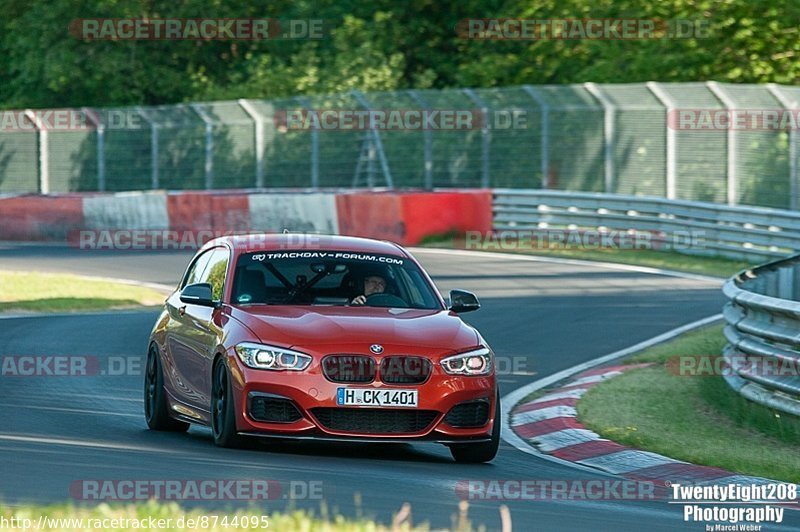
[370,344,384,354]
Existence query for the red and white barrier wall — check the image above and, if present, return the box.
[0,190,492,246]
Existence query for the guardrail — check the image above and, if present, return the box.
[492,189,800,416]
[723,256,800,417]
[493,189,800,262]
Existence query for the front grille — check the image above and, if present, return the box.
[322,355,376,383]
[311,407,438,434]
[380,356,432,384]
[444,399,490,428]
[249,395,303,423]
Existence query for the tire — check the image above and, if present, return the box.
[449,393,501,463]
[144,345,190,432]
[211,358,243,448]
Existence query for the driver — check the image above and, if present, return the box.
[350,273,387,305]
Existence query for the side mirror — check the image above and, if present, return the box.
[449,289,480,313]
[180,283,219,308]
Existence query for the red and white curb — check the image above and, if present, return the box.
[501,314,791,492]
[512,363,729,481]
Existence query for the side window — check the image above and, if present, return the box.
[199,248,229,301]
[182,249,214,288]
[397,268,423,307]
[399,268,437,308]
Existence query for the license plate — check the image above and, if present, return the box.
[336,388,418,408]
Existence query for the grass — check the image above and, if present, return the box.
[626,324,727,365]
[0,500,488,531]
[576,324,800,483]
[419,233,753,278]
[0,271,166,313]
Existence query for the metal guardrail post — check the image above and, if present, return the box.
[584,83,616,193]
[238,99,265,189]
[82,108,105,192]
[137,108,159,189]
[408,90,433,190]
[778,265,793,299]
[707,82,738,206]
[766,84,798,211]
[23,110,49,194]
[463,88,490,188]
[521,85,550,189]
[646,82,677,200]
[191,104,215,189]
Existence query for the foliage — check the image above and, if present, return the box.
[1,0,799,108]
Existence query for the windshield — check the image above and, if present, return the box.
[232,251,442,310]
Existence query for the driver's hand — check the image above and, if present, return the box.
[351,295,367,305]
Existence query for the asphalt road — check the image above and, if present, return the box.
[1,245,796,530]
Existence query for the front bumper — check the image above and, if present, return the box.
[226,348,497,441]
[238,432,493,445]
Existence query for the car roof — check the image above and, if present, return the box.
[203,233,409,257]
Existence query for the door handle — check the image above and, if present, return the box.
[179,306,186,316]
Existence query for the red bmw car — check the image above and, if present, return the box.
[144,234,499,462]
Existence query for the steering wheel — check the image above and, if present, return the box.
[364,293,407,308]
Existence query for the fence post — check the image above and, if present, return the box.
[585,83,615,193]
[23,110,49,194]
[238,99,265,189]
[137,108,159,189]
[351,90,393,188]
[82,108,105,191]
[296,97,319,189]
[191,104,214,190]
[522,85,550,188]
[707,81,738,205]
[646,82,677,200]
[767,84,798,210]
[408,90,433,190]
[463,88,490,188]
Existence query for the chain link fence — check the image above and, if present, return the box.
[2,82,799,210]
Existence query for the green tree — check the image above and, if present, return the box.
[1,0,799,109]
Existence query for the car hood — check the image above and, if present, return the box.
[229,305,479,352]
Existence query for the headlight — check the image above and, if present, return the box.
[235,342,312,371]
[441,347,493,376]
